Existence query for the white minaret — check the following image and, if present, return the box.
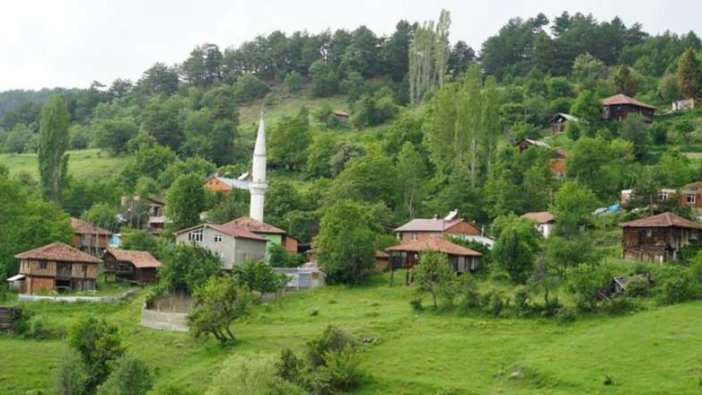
[249,114,267,221]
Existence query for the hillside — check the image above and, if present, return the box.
[0,149,126,180]
[2,277,702,394]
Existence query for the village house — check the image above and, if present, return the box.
[521,211,555,238]
[620,188,677,206]
[549,113,579,134]
[203,175,249,194]
[601,93,656,122]
[394,211,483,244]
[619,212,702,263]
[386,237,482,273]
[679,182,702,214]
[70,217,112,257]
[227,216,299,256]
[14,242,101,293]
[175,222,267,270]
[671,98,695,113]
[102,249,162,284]
[515,138,551,152]
[121,195,169,235]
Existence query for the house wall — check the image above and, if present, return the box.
[70,263,98,279]
[604,104,654,122]
[283,236,298,253]
[622,227,700,262]
[232,237,267,266]
[26,276,55,293]
[20,259,56,277]
[176,227,236,269]
[446,221,481,236]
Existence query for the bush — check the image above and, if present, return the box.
[67,316,125,390]
[284,71,303,93]
[97,356,153,395]
[56,350,89,395]
[655,266,702,305]
[275,348,303,384]
[234,75,269,103]
[207,353,305,395]
[233,260,288,298]
[602,297,636,315]
[554,307,578,324]
[307,346,364,395]
[307,325,356,368]
[410,297,424,313]
[624,276,651,298]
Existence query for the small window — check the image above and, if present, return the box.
[687,193,696,205]
[188,229,203,242]
[214,234,223,243]
[39,262,48,270]
[411,232,418,241]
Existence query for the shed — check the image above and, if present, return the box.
[549,113,579,134]
[102,249,162,284]
[274,262,325,290]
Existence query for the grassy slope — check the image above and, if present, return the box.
[2,276,702,394]
[0,149,126,180]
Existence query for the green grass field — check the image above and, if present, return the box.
[0,149,126,180]
[2,275,702,394]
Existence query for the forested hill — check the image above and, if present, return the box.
[1,9,701,246]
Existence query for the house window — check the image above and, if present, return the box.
[658,191,669,201]
[39,262,48,270]
[188,229,203,242]
[411,233,418,241]
[82,264,88,275]
[687,193,696,205]
[214,234,223,243]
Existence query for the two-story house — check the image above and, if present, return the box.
[15,242,101,293]
[175,222,267,270]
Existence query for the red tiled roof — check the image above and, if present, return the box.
[549,158,566,175]
[176,223,267,241]
[15,242,101,263]
[71,218,111,236]
[619,212,702,229]
[394,218,464,233]
[228,216,286,234]
[601,94,656,110]
[105,249,161,269]
[386,237,482,256]
[521,211,555,224]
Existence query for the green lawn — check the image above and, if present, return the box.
[0,149,126,180]
[2,275,702,394]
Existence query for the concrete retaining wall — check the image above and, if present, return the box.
[18,289,138,303]
[140,306,188,332]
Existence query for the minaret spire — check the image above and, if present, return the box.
[249,113,267,221]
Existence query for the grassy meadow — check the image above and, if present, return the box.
[0,148,126,180]
[2,274,702,394]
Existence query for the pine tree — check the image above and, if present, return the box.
[38,95,70,203]
[677,48,700,99]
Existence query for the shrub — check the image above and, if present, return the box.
[97,356,153,395]
[624,276,651,298]
[275,348,303,384]
[56,350,89,395]
[307,346,364,395]
[514,286,530,314]
[207,353,305,395]
[566,264,614,311]
[655,266,702,305]
[67,316,125,391]
[307,325,356,368]
[554,307,578,324]
[233,261,288,299]
[284,71,303,93]
[410,297,424,313]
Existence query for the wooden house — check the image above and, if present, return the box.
[121,195,169,235]
[394,216,482,244]
[175,222,267,270]
[549,113,579,134]
[386,237,482,273]
[14,242,101,293]
[515,138,551,152]
[70,217,112,257]
[521,211,555,238]
[601,94,655,122]
[619,212,702,263]
[102,249,161,284]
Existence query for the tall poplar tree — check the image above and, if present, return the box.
[409,9,451,105]
[38,95,70,203]
[677,48,700,99]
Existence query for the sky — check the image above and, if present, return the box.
[0,0,699,91]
